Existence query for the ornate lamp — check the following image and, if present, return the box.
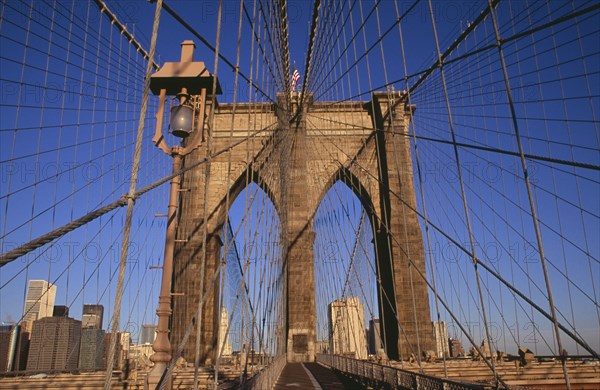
[145,40,220,390]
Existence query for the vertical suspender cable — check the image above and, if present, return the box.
[426,1,500,385]
[213,0,245,387]
[194,1,223,388]
[485,0,571,387]
[103,0,163,389]
[392,0,448,376]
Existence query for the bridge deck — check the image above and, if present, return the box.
[273,363,359,390]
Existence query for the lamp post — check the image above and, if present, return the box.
[145,40,220,390]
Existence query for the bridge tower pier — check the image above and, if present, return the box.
[366,92,434,360]
[280,93,317,363]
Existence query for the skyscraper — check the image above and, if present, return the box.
[1,324,29,372]
[79,304,105,370]
[27,316,81,371]
[102,332,128,370]
[432,321,449,358]
[79,328,104,370]
[82,304,104,329]
[328,297,368,359]
[0,325,11,372]
[22,280,56,333]
[102,333,120,369]
[218,308,232,356]
[53,305,69,317]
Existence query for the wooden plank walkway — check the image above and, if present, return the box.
[273,363,358,389]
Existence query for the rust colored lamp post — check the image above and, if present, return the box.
[145,40,220,390]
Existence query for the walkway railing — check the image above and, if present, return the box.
[316,354,491,390]
[242,353,286,389]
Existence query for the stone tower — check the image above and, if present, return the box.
[170,91,434,363]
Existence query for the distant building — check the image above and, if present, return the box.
[82,305,104,329]
[140,324,157,345]
[128,344,154,367]
[328,297,368,359]
[368,319,382,355]
[0,325,11,372]
[102,333,125,369]
[1,324,30,372]
[103,332,129,370]
[53,305,69,317]
[22,280,56,333]
[13,327,30,371]
[78,328,104,370]
[103,333,119,369]
[449,338,464,357]
[26,316,81,371]
[218,308,232,356]
[315,340,329,354]
[432,321,449,358]
[78,304,105,370]
[120,332,131,354]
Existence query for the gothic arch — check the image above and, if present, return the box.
[315,167,378,223]
[216,165,281,232]
[314,166,402,359]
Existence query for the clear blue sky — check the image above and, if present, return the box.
[0,0,598,355]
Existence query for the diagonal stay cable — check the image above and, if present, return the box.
[305,111,600,171]
[315,1,600,117]
[303,115,599,359]
[291,0,320,122]
[314,0,419,101]
[92,0,159,69]
[158,0,278,104]
[385,1,600,122]
[0,122,277,266]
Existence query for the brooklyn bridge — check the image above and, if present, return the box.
[0,0,598,389]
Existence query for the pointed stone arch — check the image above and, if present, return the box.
[170,92,434,364]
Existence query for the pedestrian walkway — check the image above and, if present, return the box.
[273,362,361,389]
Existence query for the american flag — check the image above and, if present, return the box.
[291,69,300,91]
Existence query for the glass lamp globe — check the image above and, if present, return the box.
[170,104,194,138]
